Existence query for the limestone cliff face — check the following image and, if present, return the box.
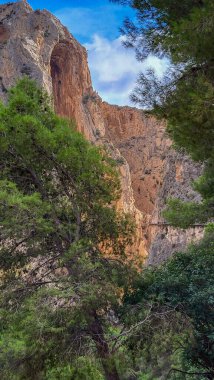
[99,103,204,262]
[0,1,204,264]
[101,103,169,215]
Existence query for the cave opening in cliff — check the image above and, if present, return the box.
[50,41,74,119]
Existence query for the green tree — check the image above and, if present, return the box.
[0,78,136,380]
[123,235,214,379]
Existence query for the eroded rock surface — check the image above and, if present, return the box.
[99,104,204,262]
[0,0,204,264]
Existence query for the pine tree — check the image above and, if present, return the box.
[0,78,136,380]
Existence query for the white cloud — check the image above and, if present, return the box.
[85,35,169,106]
[54,5,169,106]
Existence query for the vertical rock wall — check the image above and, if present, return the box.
[99,103,204,261]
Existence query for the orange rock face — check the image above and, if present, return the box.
[0,1,204,264]
[101,103,170,215]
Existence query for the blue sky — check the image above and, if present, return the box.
[0,1,168,105]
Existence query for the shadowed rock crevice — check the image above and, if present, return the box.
[51,41,77,120]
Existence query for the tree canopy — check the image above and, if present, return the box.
[122,235,214,379]
[0,78,137,380]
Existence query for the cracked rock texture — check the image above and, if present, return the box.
[0,0,204,264]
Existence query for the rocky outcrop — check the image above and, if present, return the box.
[0,0,204,264]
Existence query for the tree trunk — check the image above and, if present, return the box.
[89,311,120,380]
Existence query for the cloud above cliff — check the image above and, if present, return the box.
[85,35,169,106]
[54,4,169,106]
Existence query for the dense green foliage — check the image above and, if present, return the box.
[123,236,214,378]
[0,78,137,380]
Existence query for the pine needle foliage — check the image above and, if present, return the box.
[0,78,136,380]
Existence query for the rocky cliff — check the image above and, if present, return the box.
[0,0,204,264]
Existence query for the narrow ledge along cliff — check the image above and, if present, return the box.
[0,0,204,264]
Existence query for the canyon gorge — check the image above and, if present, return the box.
[0,0,204,264]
